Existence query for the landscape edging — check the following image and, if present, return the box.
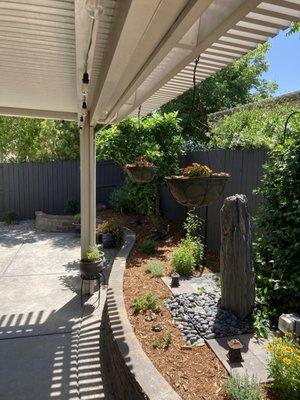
[104,227,182,400]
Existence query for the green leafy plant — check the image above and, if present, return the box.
[66,199,80,215]
[84,245,100,262]
[207,103,299,150]
[183,208,202,239]
[253,287,270,338]
[96,219,122,239]
[145,262,164,278]
[132,292,161,314]
[197,286,205,295]
[266,334,300,399]
[171,246,195,277]
[224,373,265,400]
[254,132,300,318]
[73,213,81,224]
[140,239,156,255]
[3,212,18,225]
[110,185,135,213]
[180,237,203,265]
[153,332,173,350]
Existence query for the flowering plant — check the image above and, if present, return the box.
[266,334,300,399]
[126,156,155,168]
[182,163,229,178]
[182,163,212,177]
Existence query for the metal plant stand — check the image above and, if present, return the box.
[80,271,105,307]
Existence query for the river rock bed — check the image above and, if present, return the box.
[165,274,253,346]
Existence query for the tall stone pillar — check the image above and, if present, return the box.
[220,194,255,319]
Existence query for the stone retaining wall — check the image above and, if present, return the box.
[35,211,75,232]
[104,228,181,400]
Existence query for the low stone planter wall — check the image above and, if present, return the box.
[35,211,75,232]
[104,228,181,400]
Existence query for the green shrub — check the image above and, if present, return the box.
[224,374,264,400]
[132,292,161,314]
[266,335,300,399]
[66,199,80,215]
[3,212,18,225]
[254,133,300,318]
[140,239,156,254]
[207,103,300,149]
[109,185,135,213]
[96,219,122,239]
[171,246,195,276]
[180,237,203,265]
[145,262,164,277]
[84,245,100,261]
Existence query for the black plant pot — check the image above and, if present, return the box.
[79,252,104,279]
[102,233,117,248]
[73,223,81,234]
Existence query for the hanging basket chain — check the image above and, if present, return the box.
[184,55,200,136]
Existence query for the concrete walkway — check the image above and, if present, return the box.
[0,221,116,400]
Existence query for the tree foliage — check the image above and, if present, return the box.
[96,112,183,215]
[160,43,277,144]
[0,117,79,163]
[254,120,300,318]
[207,103,300,149]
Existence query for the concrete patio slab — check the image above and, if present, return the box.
[207,334,270,383]
[0,222,117,399]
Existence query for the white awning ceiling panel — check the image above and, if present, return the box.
[0,0,298,123]
[0,0,77,116]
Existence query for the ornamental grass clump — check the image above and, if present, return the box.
[171,246,195,277]
[145,262,164,277]
[266,334,300,399]
[224,373,264,400]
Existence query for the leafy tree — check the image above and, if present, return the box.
[160,43,277,144]
[287,22,300,36]
[207,102,299,149]
[96,112,183,215]
[0,117,79,163]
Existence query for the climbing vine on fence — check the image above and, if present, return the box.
[254,123,300,318]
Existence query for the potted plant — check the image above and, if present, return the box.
[165,163,229,207]
[73,213,81,234]
[125,156,157,183]
[96,219,122,248]
[79,245,104,279]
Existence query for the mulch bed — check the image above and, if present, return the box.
[100,209,277,400]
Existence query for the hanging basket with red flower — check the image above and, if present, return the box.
[165,163,230,207]
[125,156,158,184]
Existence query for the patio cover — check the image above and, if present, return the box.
[0,0,299,254]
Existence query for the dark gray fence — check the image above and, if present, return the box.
[161,149,268,253]
[0,160,124,219]
[0,149,268,252]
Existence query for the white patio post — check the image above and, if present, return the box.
[80,112,96,259]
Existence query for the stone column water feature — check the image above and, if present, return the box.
[220,194,255,320]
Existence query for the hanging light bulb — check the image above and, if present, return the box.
[85,0,103,19]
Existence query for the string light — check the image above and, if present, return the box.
[85,0,103,19]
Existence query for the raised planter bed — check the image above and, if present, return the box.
[104,227,181,400]
[35,211,75,232]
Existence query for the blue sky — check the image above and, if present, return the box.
[262,29,300,95]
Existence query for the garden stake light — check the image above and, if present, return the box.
[227,339,244,363]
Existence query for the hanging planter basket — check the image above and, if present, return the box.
[125,157,157,184]
[165,164,229,207]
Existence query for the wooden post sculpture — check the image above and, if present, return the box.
[220,194,255,319]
